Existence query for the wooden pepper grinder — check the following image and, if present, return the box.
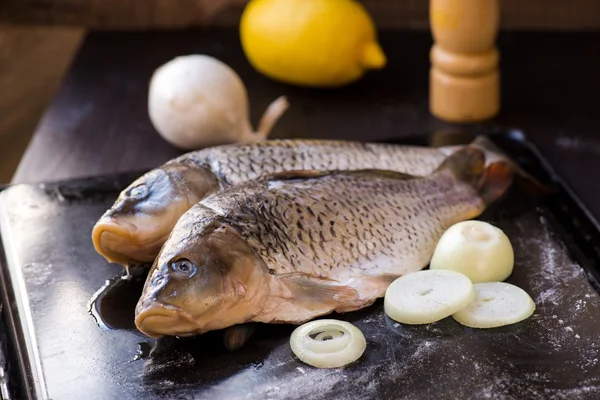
[429,0,500,122]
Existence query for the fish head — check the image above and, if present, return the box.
[91,163,219,264]
[135,210,268,338]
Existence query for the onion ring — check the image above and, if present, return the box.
[290,319,366,368]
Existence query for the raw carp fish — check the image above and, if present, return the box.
[92,139,494,265]
[135,147,512,339]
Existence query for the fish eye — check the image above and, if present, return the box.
[170,259,197,277]
[126,184,149,199]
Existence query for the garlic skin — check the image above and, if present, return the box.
[148,55,288,150]
[430,220,514,283]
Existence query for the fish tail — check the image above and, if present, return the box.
[472,136,551,196]
[436,147,486,188]
[438,147,513,206]
[477,161,514,206]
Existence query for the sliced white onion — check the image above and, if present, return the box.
[453,282,535,328]
[290,319,366,368]
[314,330,344,341]
[430,220,514,283]
[384,270,475,324]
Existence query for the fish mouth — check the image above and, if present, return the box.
[91,217,165,265]
[135,303,200,338]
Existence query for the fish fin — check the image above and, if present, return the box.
[370,274,402,287]
[279,274,359,308]
[477,161,515,206]
[223,324,257,351]
[436,136,507,165]
[438,146,514,207]
[266,169,417,182]
[266,170,330,180]
[435,146,486,187]
[349,170,416,180]
[332,274,404,313]
[471,136,506,163]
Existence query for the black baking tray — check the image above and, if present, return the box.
[1,130,600,400]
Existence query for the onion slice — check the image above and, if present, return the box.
[384,270,475,324]
[290,319,366,368]
[453,282,535,328]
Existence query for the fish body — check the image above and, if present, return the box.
[135,148,512,338]
[181,139,448,185]
[92,140,463,264]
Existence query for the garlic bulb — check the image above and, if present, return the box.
[148,55,288,150]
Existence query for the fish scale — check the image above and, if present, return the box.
[182,140,447,184]
[95,139,502,265]
[199,166,484,283]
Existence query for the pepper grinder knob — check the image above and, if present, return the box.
[429,0,500,122]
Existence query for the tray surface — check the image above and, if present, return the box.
[1,132,600,399]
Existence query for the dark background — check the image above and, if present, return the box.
[10,30,600,222]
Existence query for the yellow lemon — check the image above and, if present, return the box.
[240,0,386,88]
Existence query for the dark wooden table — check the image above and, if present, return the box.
[12,30,600,218]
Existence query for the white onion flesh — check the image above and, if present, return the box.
[314,330,344,341]
[384,270,475,324]
[430,220,514,283]
[290,319,366,368]
[453,282,535,328]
